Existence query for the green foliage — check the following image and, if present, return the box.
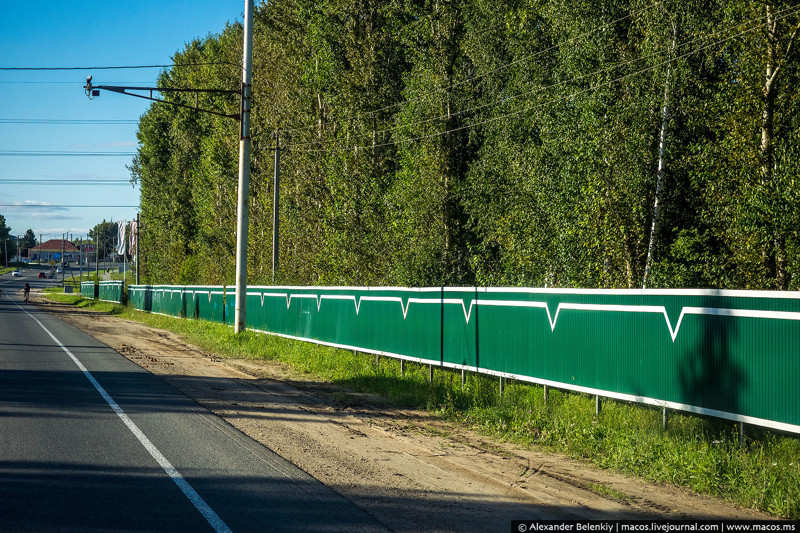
[177,254,200,285]
[132,0,800,290]
[88,220,118,260]
[0,213,13,266]
[20,229,36,254]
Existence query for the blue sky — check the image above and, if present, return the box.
[0,2,244,243]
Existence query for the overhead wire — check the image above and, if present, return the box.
[0,63,237,71]
[286,5,790,150]
[3,6,782,163]
[0,81,152,85]
[0,204,138,208]
[0,150,136,157]
[285,10,744,149]
[279,0,666,135]
[286,4,800,154]
[0,179,132,185]
[0,119,138,124]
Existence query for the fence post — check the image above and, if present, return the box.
[400,359,405,375]
[543,385,549,404]
[595,395,601,416]
[662,407,668,431]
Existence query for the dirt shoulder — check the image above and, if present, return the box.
[36,296,771,532]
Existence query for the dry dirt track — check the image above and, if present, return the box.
[36,295,771,532]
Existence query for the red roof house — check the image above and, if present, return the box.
[27,239,80,263]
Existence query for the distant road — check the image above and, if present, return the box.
[0,270,386,532]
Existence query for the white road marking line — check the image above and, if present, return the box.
[18,303,232,533]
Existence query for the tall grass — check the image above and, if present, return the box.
[45,296,800,518]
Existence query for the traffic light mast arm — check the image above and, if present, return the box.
[84,82,241,121]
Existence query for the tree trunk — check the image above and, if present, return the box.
[642,24,677,289]
[762,8,782,287]
[762,5,777,184]
[760,4,800,290]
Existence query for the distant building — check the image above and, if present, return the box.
[27,239,80,263]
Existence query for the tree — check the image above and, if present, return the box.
[20,229,36,256]
[130,0,800,290]
[89,220,118,261]
[759,1,800,288]
[0,214,13,267]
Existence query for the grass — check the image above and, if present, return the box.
[455,383,799,517]
[40,287,125,313]
[40,292,800,518]
[1,263,28,275]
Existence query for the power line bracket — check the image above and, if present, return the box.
[85,84,241,121]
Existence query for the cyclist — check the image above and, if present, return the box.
[23,282,30,303]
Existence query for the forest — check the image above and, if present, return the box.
[130,0,800,290]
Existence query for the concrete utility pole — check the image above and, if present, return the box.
[135,213,140,285]
[234,0,254,334]
[83,2,253,331]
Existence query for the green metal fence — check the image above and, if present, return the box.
[127,285,800,434]
[80,281,97,299]
[129,285,228,322]
[98,281,124,303]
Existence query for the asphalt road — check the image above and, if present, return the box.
[0,268,387,532]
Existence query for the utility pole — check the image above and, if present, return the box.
[123,224,127,285]
[135,213,140,285]
[234,0,254,333]
[272,129,280,282]
[61,234,65,284]
[83,1,253,332]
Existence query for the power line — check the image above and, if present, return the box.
[286,10,754,149]
[0,81,152,85]
[288,8,797,154]
[285,2,800,152]
[0,178,130,181]
[280,0,666,135]
[0,119,138,125]
[0,151,136,157]
[0,204,138,208]
[0,63,236,71]
[0,179,133,185]
[293,3,800,151]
